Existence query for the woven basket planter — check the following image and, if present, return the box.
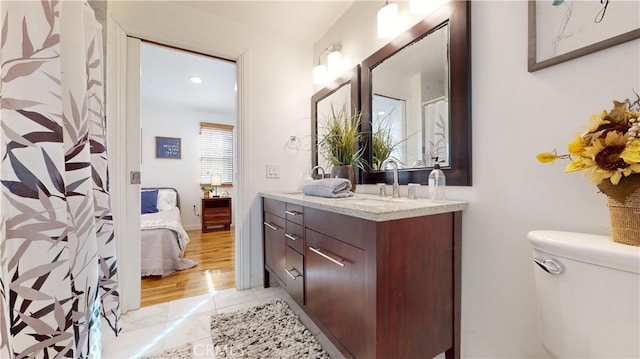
[608,188,640,246]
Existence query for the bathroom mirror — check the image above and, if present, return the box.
[361,1,471,186]
[311,66,360,178]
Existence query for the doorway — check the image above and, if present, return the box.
[137,41,238,306]
[107,15,251,314]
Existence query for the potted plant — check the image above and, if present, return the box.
[371,112,408,171]
[200,185,211,199]
[318,103,366,191]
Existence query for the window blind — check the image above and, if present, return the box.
[200,122,234,184]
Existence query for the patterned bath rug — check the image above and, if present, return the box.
[140,342,192,359]
[210,299,331,358]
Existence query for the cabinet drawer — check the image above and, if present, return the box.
[305,207,366,249]
[306,229,367,358]
[285,221,304,254]
[263,198,286,218]
[285,203,304,226]
[204,209,230,220]
[285,247,304,306]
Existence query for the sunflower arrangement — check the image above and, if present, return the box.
[537,96,640,203]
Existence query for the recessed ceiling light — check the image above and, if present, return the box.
[190,76,202,84]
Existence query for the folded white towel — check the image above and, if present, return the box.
[302,178,353,198]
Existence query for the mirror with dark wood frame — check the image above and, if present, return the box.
[311,66,361,179]
[360,1,471,186]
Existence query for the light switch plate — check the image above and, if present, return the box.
[266,164,280,178]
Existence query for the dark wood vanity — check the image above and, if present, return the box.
[262,194,464,359]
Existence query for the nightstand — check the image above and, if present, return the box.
[202,197,232,232]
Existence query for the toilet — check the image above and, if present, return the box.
[528,230,640,358]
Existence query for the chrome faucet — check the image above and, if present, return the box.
[311,165,326,179]
[381,159,400,198]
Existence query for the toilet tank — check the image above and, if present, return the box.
[528,230,640,358]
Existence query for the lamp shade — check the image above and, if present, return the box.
[210,174,222,186]
[313,64,327,85]
[377,2,398,38]
[327,50,342,75]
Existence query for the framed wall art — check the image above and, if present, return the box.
[528,0,640,72]
[155,136,181,159]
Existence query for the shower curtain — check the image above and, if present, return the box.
[0,1,121,357]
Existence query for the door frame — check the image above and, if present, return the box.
[106,15,251,312]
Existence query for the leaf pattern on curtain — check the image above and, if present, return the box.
[0,1,121,358]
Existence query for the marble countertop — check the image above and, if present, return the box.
[259,192,468,222]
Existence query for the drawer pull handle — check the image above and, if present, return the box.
[263,222,278,231]
[285,234,299,241]
[309,247,345,267]
[285,210,301,216]
[285,268,301,280]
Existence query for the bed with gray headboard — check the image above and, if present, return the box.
[140,187,197,276]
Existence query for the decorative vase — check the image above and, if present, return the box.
[607,188,640,246]
[331,164,356,192]
[203,191,210,199]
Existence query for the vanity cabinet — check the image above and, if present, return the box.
[262,195,463,359]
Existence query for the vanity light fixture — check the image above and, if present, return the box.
[326,50,342,77]
[377,1,398,38]
[312,44,342,85]
[190,76,203,84]
[312,63,327,85]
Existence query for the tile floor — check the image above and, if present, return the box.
[101,285,344,358]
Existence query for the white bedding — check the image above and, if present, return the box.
[141,207,197,276]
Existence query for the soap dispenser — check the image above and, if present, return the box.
[428,157,446,201]
[298,168,313,191]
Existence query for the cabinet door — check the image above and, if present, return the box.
[263,212,286,283]
[306,229,367,358]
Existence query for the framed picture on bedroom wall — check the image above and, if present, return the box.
[528,0,640,72]
[155,136,182,159]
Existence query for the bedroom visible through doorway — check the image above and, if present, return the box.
[138,41,238,306]
[140,229,235,307]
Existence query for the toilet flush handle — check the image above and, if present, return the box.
[533,257,564,275]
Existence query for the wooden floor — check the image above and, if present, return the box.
[140,228,235,307]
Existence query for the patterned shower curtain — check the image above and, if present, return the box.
[0,1,121,357]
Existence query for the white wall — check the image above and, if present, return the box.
[140,103,236,230]
[317,1,640,358]
[110,1,313,288]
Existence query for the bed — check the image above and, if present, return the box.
[140,187,197,276]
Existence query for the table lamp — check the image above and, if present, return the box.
[210,175,222,197]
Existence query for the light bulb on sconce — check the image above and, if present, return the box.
[312,63,327,85]
[377,1,399,38]
[327,50,342,77]
[312,44,343,86]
